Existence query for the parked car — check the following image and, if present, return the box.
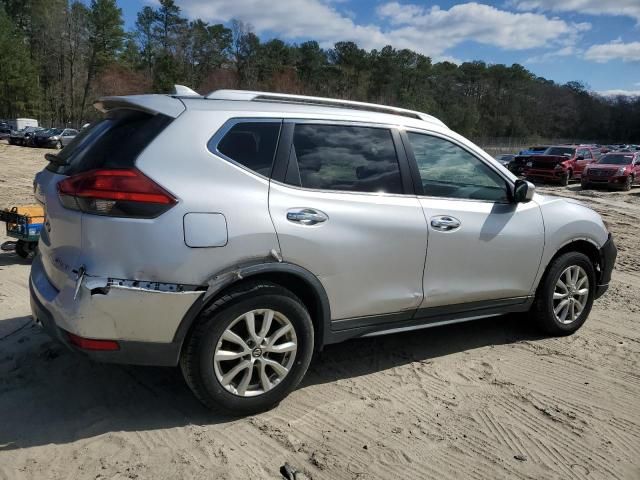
[30,89,616,414]
[8,126,42,146]
[518,145,549,156]
[520,145,599,185]
[494,153,515,167]
[0,124,11,140]
[33,128,78,149]
[581,152,640,191]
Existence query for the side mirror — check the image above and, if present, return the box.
[514,179,535,203]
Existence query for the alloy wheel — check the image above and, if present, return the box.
[553,265,589,324]
[213,309,297,397]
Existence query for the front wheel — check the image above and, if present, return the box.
[560,172,570,186]
[530,252,596,335]
[622,176,632,191]
[180,282,314,415]
[55,140,63,150]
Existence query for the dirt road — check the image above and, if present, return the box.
[1,142,638,479]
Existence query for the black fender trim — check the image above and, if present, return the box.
[171,260,332,358]
[596,233,617,298]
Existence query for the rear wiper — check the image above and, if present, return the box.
[45,152,68,166]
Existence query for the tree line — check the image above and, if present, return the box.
[1,0,638,142]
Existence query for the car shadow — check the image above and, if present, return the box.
[0,251,33,266]
[0,314,543,451]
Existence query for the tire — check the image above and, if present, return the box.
[15,240,30,259]
[622,176,632,191]
[55,140,62,150]
[530,252,596,336]
[180,281,314,415]
[560,172,570,186]
[580,179,590,190]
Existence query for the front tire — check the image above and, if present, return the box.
[530,252,596,335]
[560,172,570,186]
[180,282,314,415]
[581,179,590,190]
[622,176,632,191]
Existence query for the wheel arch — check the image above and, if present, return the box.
[173,261,331,357]
[535,239,601,296]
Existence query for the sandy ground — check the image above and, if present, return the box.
[0,141,638,480]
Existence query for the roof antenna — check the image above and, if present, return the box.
[173,85,200,96]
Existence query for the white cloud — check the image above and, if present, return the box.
[526,46,580,64]
[597,89,640,97]
[584,39,640,63]
[176,0,589,60]
[511,0,640,23]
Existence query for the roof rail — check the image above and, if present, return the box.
[205,89,445,126]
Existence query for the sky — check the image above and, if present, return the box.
[119,0,640,96]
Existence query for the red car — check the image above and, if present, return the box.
[581,152,640,191]
[522,146,599,186]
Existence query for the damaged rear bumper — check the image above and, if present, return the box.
[29,254,203,366]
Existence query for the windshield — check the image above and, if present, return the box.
[545,147,575,156]
[597,154,633,165]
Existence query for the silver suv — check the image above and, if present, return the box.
[30,89,617,414]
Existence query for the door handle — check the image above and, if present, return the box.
[287,208,328,226]
[430,215,461,231]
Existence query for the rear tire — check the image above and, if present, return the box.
[180,282,314,415]
[530,252,596,336]
[15,240,31,258]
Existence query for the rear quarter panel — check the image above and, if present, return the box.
[80,109,280,285]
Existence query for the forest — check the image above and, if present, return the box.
[1,0,639,142]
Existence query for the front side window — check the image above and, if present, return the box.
[406,132,508,202]
[286,124,403,194]
[214,122,281,177]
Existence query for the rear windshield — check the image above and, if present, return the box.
[597,154,633,165]
[46,111,173,175]
[544,147,575,156]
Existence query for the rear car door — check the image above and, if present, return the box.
[268,121,428,322]
[401,131,544,309]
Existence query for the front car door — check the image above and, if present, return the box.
[269,121,428,324]
[401,131,545,310]
[574,148,594,178]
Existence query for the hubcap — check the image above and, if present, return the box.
[553,265,589,324]
[213,309,297,397]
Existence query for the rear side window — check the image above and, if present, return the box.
[213,122,281,177]
[46,111,173,175]
[285,124,403,194]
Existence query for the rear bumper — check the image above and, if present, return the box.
[595,234,617,298]
[29,254,203,366]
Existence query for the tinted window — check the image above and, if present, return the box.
[598,154,633,165]
[287,124,402,194]
[215,122,281,177]
[46,111,173,175]
[545,147,575,156]
[407,132,508,202]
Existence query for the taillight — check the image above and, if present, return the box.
[67,332,120,351]
[57,168,177,218]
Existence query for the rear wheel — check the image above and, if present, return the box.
[180,282,314,415]
[530,252,596,335]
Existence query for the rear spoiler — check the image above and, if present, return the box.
[93,95,185,118]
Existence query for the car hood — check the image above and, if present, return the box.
[587,164,625,170]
